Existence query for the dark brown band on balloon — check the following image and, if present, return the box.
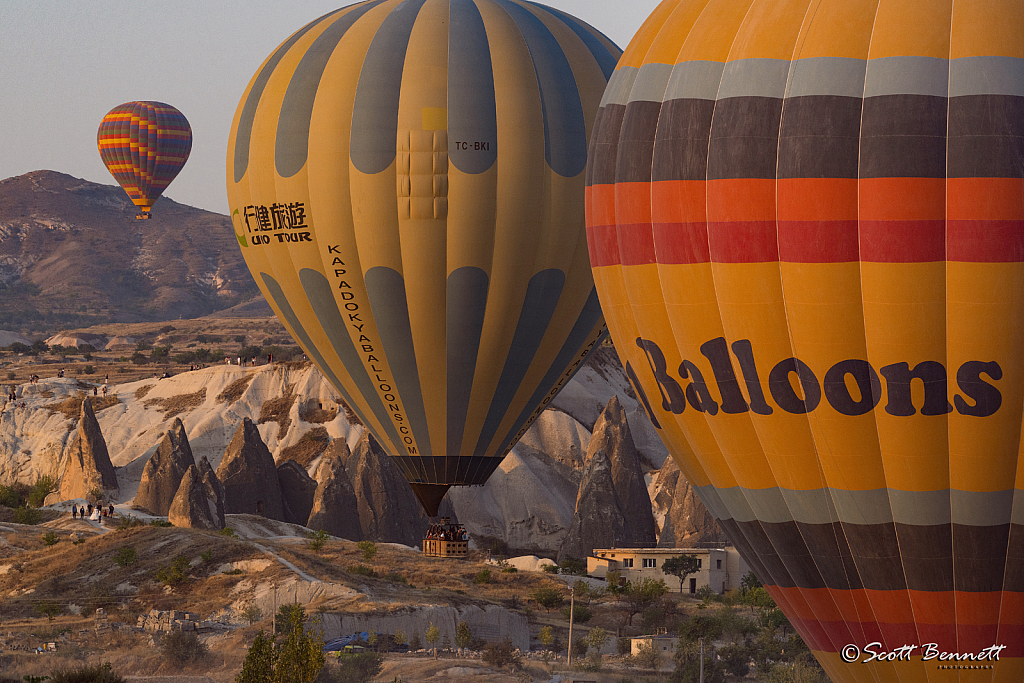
[948,94,1024,178]
[652,98,716,182]
[721,517,1023,592]
[707,97,784,180]
[777,95,862,179]
[859,94,947,178]
[587,104,626,187]
[614,100,661,185]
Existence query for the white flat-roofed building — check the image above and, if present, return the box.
[587,546,750,594]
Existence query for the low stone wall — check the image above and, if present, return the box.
[320,604,529,652]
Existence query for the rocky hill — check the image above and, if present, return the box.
[0,170,258,333]
[0,348,724,557]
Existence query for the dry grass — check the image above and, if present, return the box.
[216,374,254,404]
[258,383,296,438]
[144,388,207,419]
[276,427,330,467]
[340,399,362,426]
[134,384,155,400]
[42,393,121,421]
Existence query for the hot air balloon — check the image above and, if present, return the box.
[226,0,620,515]
[587,0,1023,681]
[97,101,192,219]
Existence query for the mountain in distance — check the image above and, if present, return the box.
[0,170,258,333]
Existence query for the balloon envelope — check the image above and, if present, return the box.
[587,0,1024,681]
[227,0,619,514]
[97,101,192,218]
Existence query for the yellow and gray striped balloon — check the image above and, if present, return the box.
[226,0,619,514]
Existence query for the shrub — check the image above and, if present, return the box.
[15,506,41,525]
[155,555,191,586]
[221,526,238,538]
[562,603,592,623]
[357,540,377,561]
[116,514,145,530]
[572,638,589,660]
[500,565,518,573]
[473,569,491,585]
[162,630,208,665]
[347,564,377,578]
[34,599,62,621]
[483,636,522,670]
[330,652,383,683]
[43,530,60,546]
[559,556,586,575]
[455,620,472,650]
[0,484,20,507]
[236,630,276,683]
[200,549,213,563]
[28,474,58,507]
[83,365,95,375]
[48,662,125,683]
[115,547,137,567]
[306,529,329,553]
[531,587,564,611]
[409,632,422,650]
[149,519,173,527]
[542,563,559,574]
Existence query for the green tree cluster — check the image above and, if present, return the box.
[236,610,325,683]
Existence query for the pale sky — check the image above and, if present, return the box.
[0,1,660,215]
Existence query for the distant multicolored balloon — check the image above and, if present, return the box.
[97,101,192,219]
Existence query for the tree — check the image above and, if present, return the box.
[276,603,306,635]
[662,554,700,594]
[236,631,276,683]
[586,627,609,665]
[393,628,406,647]
[306,529,329,553]
[33,599,61,621]
[28,475,58,508]
[367,630,378,652]
[531,587,564,612]
[559,556,586,575]
[273,611,325,683]
[622,578,668,626]
[425,623,440,659]
[455,621,472,651]
[410,632,422,651]
[538,626,555,665]
[242,603,263,625]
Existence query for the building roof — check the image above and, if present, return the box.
[593,547,719,555]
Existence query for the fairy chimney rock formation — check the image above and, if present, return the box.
[216,417,284,520]
[307,439,363,541]
[133,418,195,515]
[651,456,727,548]
[346,431,430,546]
[277,459,317,527]
[558,395,657,562]
[168,465,221,530]
[59,398,119,501]
[196,455,227,530]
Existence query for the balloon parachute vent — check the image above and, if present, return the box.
[422,515,467,559]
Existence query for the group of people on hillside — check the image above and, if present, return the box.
[71,502,115,523]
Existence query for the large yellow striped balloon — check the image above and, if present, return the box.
[587,0,1023,682]
[226,0,619,514]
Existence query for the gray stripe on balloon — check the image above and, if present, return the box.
[364,266,432,457]
[275,0,385,178]
[259,272,369,443]
[864,55,949,97]
[298,268,408,456]
[497,287,604,453]
[350,0,429,175]
[785,57,867,99]
[446,267,489,460]
[232,7,342,183]
[492,0,588,177]
[473,268,565,456]
[599,66,638,107]
[949,56,1024,97]
[717,58,791,100]
[448,0,497,174]
[525,1,620,80]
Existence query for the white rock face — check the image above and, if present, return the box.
[0,331,31,347]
